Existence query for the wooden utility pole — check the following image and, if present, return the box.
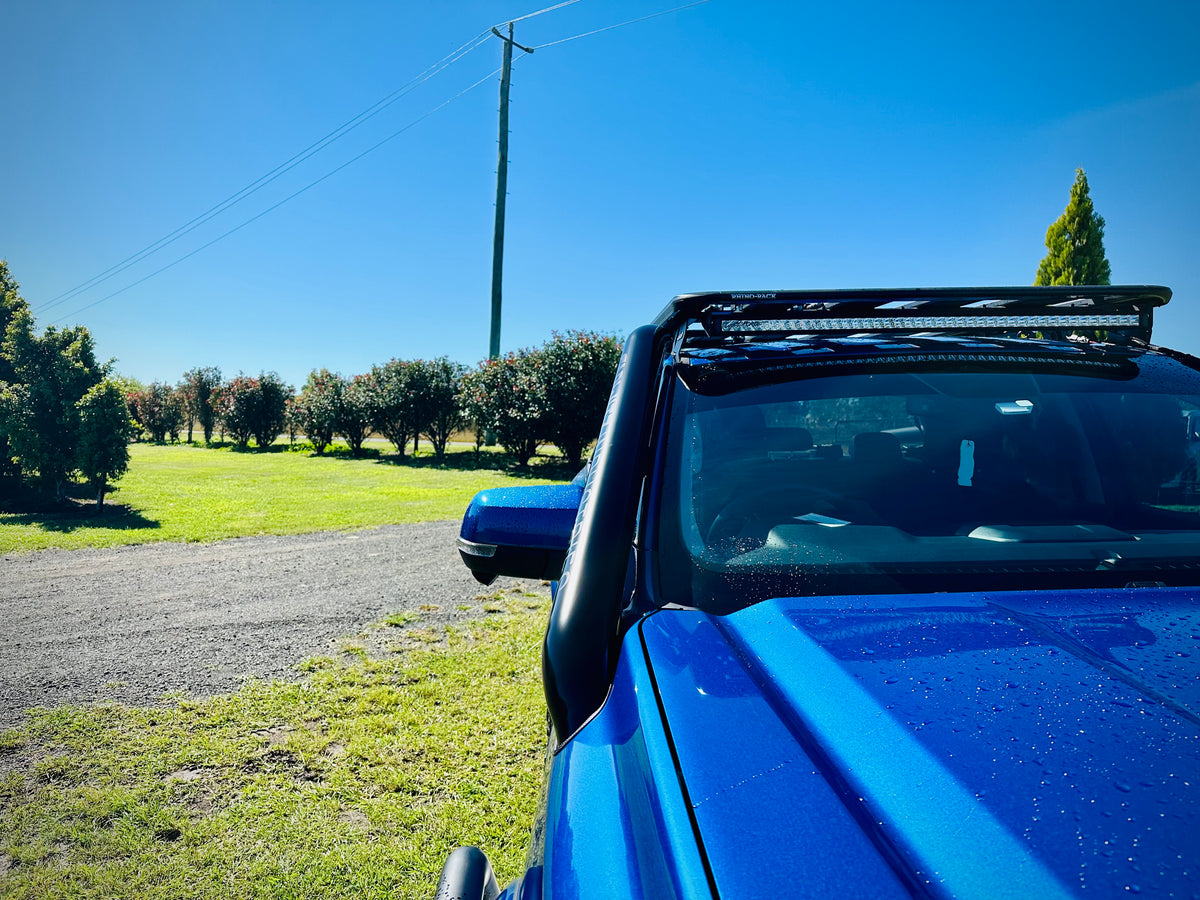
[489,24,533,361]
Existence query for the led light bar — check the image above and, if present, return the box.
[717,313,1141,333]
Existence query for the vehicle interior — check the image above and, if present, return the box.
[658,359,1200,611]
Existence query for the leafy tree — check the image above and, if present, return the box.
[177,380,196,442]
[410,358,467,459]
[539,331,622,467]
[369,359,418,458]
[128,382,182,442]
[76,381,136,510]
[216,373,291,450]
[0,261,32,478]
[465,350,546,465]
[253,373,291,450]
[0,261,29,378]
[180,366,222,444]
[107,374,144,445]
[215,377,258,449]
[339,374,374,457]
[459,368,489,453]
[284,395,301,447]
[295,369,343,455]
[1035,168,1112,286]
[405,360,431,457]
[0,308,106,500]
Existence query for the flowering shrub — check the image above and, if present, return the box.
[284,395,301,446]
[458,367,489,452]
[340,374,374,457]
[294,369,343,455]
[368,359,417,458]
[465,349,547,465]
[410,358,466,458]
[180,366,222,444]
[216,373,292,450]
[461,332,620,466]
[538,331,622,467]
[127,382,182,443]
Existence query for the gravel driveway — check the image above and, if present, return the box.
[0,522,547,730]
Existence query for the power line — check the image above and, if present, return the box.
[45,0,712,323]
[35,29,493,314]
[50,66,503,325]
[501,0,586,26]
[530,0,709,49]
[39,1,595,315]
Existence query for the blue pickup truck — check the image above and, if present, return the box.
[442,287,1200,900]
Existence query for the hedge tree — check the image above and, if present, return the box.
[339,374,374,457]
[410,357,466,459]
[369,359,418,458]
[0,261,31,478]
[295,369,343,455]
[539,331,622,468]
[128,381,182,442]
[181,366,222,444]
[0,306,109,500]
[1035,168,1112,286]
[463,350,546,465]
[77,380,136,510]
[217,373,291,450]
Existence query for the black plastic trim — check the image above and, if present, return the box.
[457,545,568,584]
[434,846,501,900]
[543,324,659,742]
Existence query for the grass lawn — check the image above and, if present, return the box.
[0,442,568,554]
[0,591,549,900]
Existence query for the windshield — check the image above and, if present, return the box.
[656,354,1200,613]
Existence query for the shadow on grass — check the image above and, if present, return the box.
[175,438,579,480]
[374,449,578,481]
[0,483,160,533]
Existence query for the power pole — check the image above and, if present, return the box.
[489,23,533,362]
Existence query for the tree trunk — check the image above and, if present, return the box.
[95,479,106,512]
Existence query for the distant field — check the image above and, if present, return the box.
[0,443,566,554]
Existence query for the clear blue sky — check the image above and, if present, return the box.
[3,0,1198,389]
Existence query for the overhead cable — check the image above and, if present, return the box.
[36,29,493,314]
[530,0,709,49]
[50,67,503,325]
[501,0,586,26]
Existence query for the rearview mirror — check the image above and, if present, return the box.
[457,483,583,585]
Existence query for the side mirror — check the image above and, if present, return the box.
[457,483,583,585]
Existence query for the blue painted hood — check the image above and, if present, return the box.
[640,587,1200,899]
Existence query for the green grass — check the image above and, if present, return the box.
[0,443,568,553]
[0,592,550,900]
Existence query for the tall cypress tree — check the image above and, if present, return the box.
[1035,168,1112,286]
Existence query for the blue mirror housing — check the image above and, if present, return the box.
[457,483,583,585]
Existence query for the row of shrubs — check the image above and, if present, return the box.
[3,260,623,508]
[127,331,623,468]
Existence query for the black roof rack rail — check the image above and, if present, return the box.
[653,286,1171,346]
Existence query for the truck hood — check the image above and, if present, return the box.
[640,586,1200,899]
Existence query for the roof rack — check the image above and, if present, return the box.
[653,286,1171,346]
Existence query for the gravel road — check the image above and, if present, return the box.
[0,522,547,730]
